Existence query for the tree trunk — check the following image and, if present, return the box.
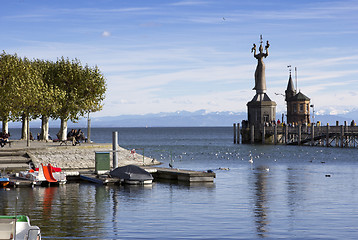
[41,116,49,141]
[21,114,28,140]
[2,118,8,134]
[60,118,68,141]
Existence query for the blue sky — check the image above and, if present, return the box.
[1,0,358,117]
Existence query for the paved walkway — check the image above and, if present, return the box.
[0,140,161,171]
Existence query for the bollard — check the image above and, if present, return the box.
[233,123,237,144]
[112,131,118,168]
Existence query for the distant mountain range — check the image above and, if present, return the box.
[7,109,358,128]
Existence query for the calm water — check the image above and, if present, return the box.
[1,127,358,239]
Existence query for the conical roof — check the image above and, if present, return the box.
[286,74,295,92]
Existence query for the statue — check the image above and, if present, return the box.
[251,35,270,93]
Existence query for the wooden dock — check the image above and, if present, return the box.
[143,167,216,183]
[78,167,216,185]
[236,122,358,148]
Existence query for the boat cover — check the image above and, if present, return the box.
[110,165,153,181]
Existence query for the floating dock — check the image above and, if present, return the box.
[143,167,216,183]
[7,167,215,187]
[78,167,216,185]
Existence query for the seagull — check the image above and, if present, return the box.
[169,163,173,168]
[249,157,253,164]
[223,17,226,20]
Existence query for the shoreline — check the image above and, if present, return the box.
[0,140,161,172]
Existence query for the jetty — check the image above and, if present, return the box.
[234,122,358,148]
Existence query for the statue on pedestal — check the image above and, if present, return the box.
[251,35,270,94]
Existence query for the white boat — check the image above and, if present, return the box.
[0,215,41,240]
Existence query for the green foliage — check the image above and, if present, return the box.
[0,52,107,123]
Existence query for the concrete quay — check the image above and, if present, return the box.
[0,140,160,172]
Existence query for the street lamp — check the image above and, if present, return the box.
[310,104,315,125]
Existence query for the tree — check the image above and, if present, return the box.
[33,59,65,141]
[10,57,45,141]
[0,52,20,133]
[52,57,106,140]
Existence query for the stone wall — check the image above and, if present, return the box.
[27,144,160,170]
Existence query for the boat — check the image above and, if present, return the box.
[0,171,10,187]
[0,215,41,240]
[0,177,9,187]
[110,165,153,185]
[19,163,66,185]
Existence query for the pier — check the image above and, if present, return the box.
[234,122,358,148]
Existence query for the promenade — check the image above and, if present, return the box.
[0,140,160,172]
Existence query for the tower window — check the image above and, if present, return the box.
[263,115,269,123]
[300,103,303,112]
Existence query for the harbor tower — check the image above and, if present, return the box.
[285,69,310,125]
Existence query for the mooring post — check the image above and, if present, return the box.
[237,123,240,144]
[233,123,237,144]
[344,121,348,147]
[250,125,255,144]
[336,121,339,147]
[112,131,118,168]
[298,125,301,145]
[326,124,330,147]
[262,124,266,144]
[340,125,344,148]
[311,124,315,146]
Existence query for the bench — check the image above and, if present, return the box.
[0,140,11,148]
[59,139,80,146]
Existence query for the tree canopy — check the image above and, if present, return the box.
[0,51,107,130]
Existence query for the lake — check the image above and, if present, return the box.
[1,127,358,239]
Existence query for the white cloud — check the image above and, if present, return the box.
[101,31,111,37]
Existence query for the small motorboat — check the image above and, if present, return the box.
[0,215,41,240]
[110,165,153,185]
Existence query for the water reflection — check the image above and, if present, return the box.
[250,166,270,238]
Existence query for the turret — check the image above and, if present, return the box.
[285,72,296,101]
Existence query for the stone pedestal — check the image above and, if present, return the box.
[247,93,276,126]
[245,93,276,143]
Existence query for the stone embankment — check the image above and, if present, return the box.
[0,140,160,172]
